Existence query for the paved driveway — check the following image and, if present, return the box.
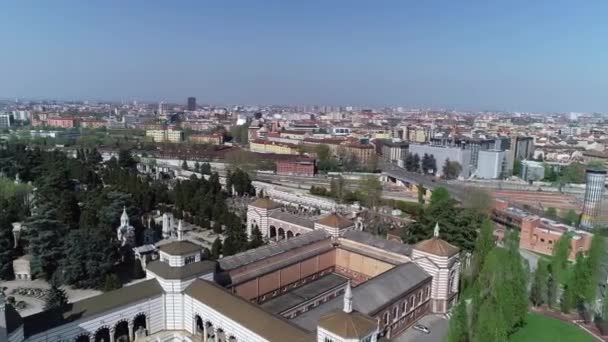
[393,315,449,342]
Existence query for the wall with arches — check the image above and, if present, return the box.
[24,296,164,342]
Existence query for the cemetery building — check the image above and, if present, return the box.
[1,200,460,342]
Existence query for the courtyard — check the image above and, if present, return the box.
[510,313,597,342]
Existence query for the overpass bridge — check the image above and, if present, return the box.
[381,164,468,202]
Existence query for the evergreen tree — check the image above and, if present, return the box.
[249,226,264,249]
[200,162,212,175]
[102,273,122,292]
[211,238,222,260]
[222,236,239,256]
[547,270,557,308]
[194,161,201,173]
[412,154,421,172]
[26,207,68,280]
[474,300,508,342]
[0,220,14,280]
[118,149,136,170]
[212,221,223,234]
[472,218,494,277]
[447,300,468,342]
[182,160,189,170]
[530,260,549,306]
[44,283,68,311]
[132,259,145,279]
[551,234,572,285]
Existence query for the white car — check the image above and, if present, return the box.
[412,324,430,334]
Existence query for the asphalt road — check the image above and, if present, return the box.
[394,315,449,342]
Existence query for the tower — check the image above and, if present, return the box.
[116,207,135,247]
[187,97,196,111]
[343,280,353,313]
[581,169,607,230]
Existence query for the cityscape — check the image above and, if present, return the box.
[1,2,608,342]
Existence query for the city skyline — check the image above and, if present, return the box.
[2,1,608,112]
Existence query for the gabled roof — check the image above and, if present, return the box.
[23,279,163,337]
[250,197,282,209]
[185,280,312,341]
[341,230,411,256]
[413,238,460,257]
[158,241,202,256]
[318,310,377,339]
[315,213,353,229]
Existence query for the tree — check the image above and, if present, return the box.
[25,207,68,280]
[0,213,14,280]
[200,162,211,175]
[212,221,223,234]
[513,159,522,177]
[474,300,508,342]
[118,149,136,170]
[429,186,451,206]
[584,235,604,303]
[447,300,468,342]
[545,207,558,219]
[330,176,346,202]
[551,234,572,285]
[44,283,68,311]
[194,161,201,173]
[416,184,426,204]
[181,160,189,170]
[211,238,222,260]
[359,176,382,209]
[473,218,494,277]
[443,159,462,180]
[249,226,264,249]
[563,209,580,226]
[132,259,145,279]
[530,260,549,306]
[102,273,122,292]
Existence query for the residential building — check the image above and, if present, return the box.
[408,144,472,178]
[476,150,506,179]
[521,160,545,182]
[0,113,13,129]
[379,140,409,166]
[189,133,224,145]
[47,116,79,128]
[276,159,316,177]
[250,139,300,155]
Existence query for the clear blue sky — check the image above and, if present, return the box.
[1,0,607,112]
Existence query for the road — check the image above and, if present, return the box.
[394,315,449,342]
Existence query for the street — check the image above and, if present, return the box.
[394,315,449,342]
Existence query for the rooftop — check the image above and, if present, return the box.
[219,230,331,271]
[249,197,282,210]
[158,241,202,256]
[316,213,353,229]
[341,230,411,256]
[318,310,377,339]
[23,279,163,337]
[260,273,347,315]
[293,262,431,331]
[269,211,315,229]
[414,238,460,257]
[185,280,312,342]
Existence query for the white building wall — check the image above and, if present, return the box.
[25,296,164,342]
[477,150,506,179]
[183,295,268,342]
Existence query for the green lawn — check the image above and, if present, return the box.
[510,313,596,342]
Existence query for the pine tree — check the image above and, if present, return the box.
[102,273,122,292]
[447,300,468,342]
[132,259,145,279]
[26,207,68,280]
[182,160,189,170]
[249,226,264,249]
[211,238,222,260]
[530,260,549,306]
[0,221,14,280]
[44,283,68,311]
[472,218,494,277]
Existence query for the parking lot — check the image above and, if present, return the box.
[394,315,449,342]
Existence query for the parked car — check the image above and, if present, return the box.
[412,324,430,334]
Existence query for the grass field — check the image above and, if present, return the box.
[510,313,596,342]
